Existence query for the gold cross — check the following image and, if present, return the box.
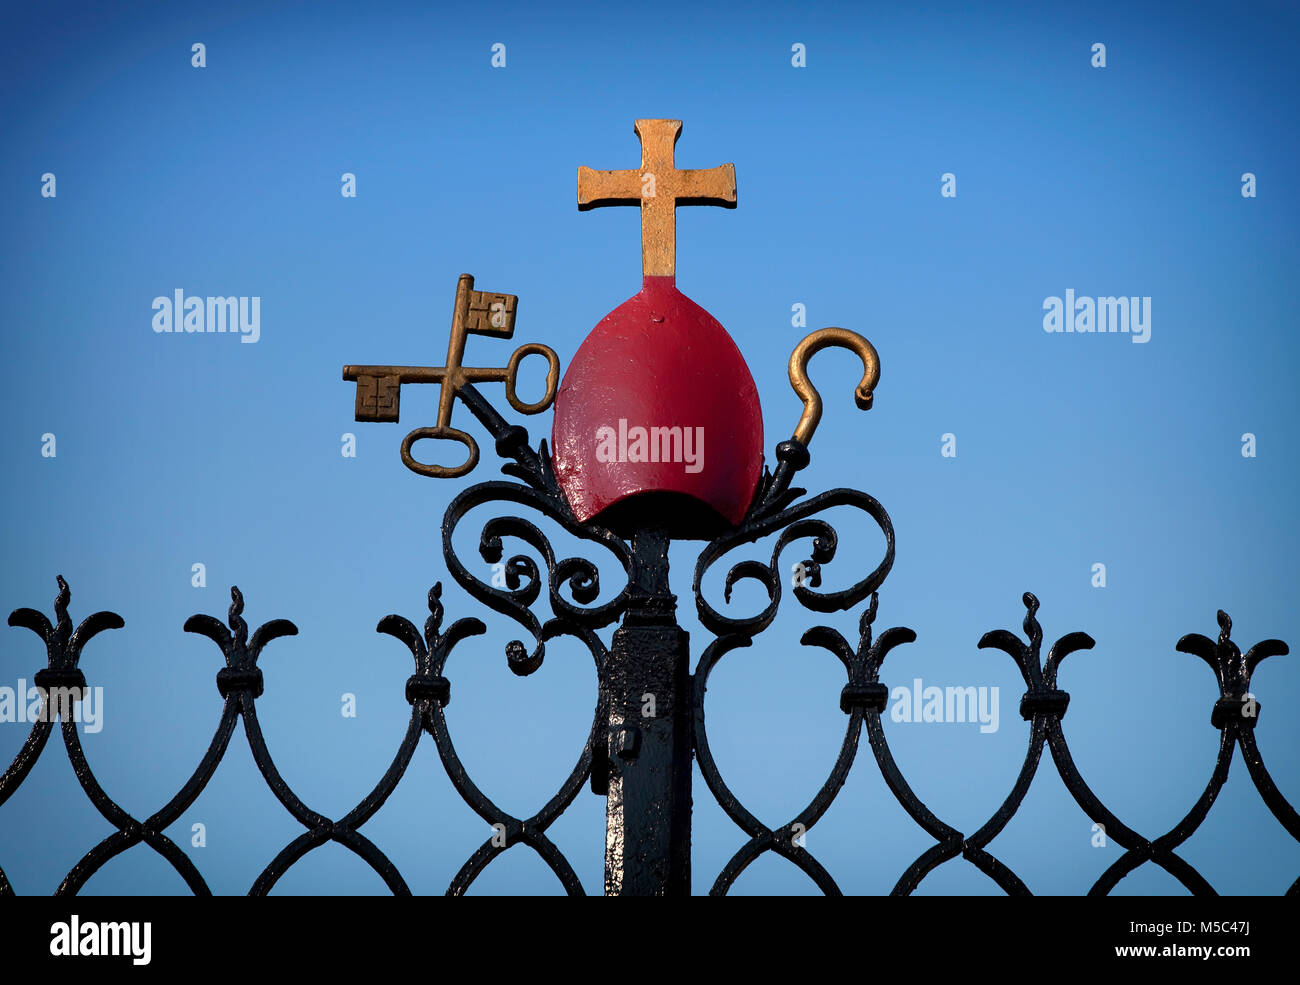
[342,273,559,478]
[578,119,737,278]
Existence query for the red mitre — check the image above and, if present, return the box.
[550,276,764,535]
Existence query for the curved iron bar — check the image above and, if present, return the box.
[1067,608,1295,896]
[248,583,501,896]
[178,587,412,896]
[1067,607,1294,896]
[442,479,634,676]
[976,595,1284,897]
[692,634,843,894]
[422,612,606,896]
[372,584,603,895]
[56,710,216,896]
[697,594,918,895]
[0,719,54,895]
[693,486,895,638]
[1,578,224,896]
[2,577,123,895]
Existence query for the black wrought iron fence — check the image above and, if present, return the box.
[3,422,1295,895]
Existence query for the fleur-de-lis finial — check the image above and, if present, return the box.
[1177,609,1288,728]
[377,583,487,711]
[7,576,124,679]
[183,587,298,700]
[979,593,1094,721]
[800,592,917,715]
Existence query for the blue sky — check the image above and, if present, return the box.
[1,0,1297,894]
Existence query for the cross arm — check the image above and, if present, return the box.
[577,167,643,210]
[674,165,738,207]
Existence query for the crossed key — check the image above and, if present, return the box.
[343,273,560,478]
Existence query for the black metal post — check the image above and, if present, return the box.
[602,525,693,895]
